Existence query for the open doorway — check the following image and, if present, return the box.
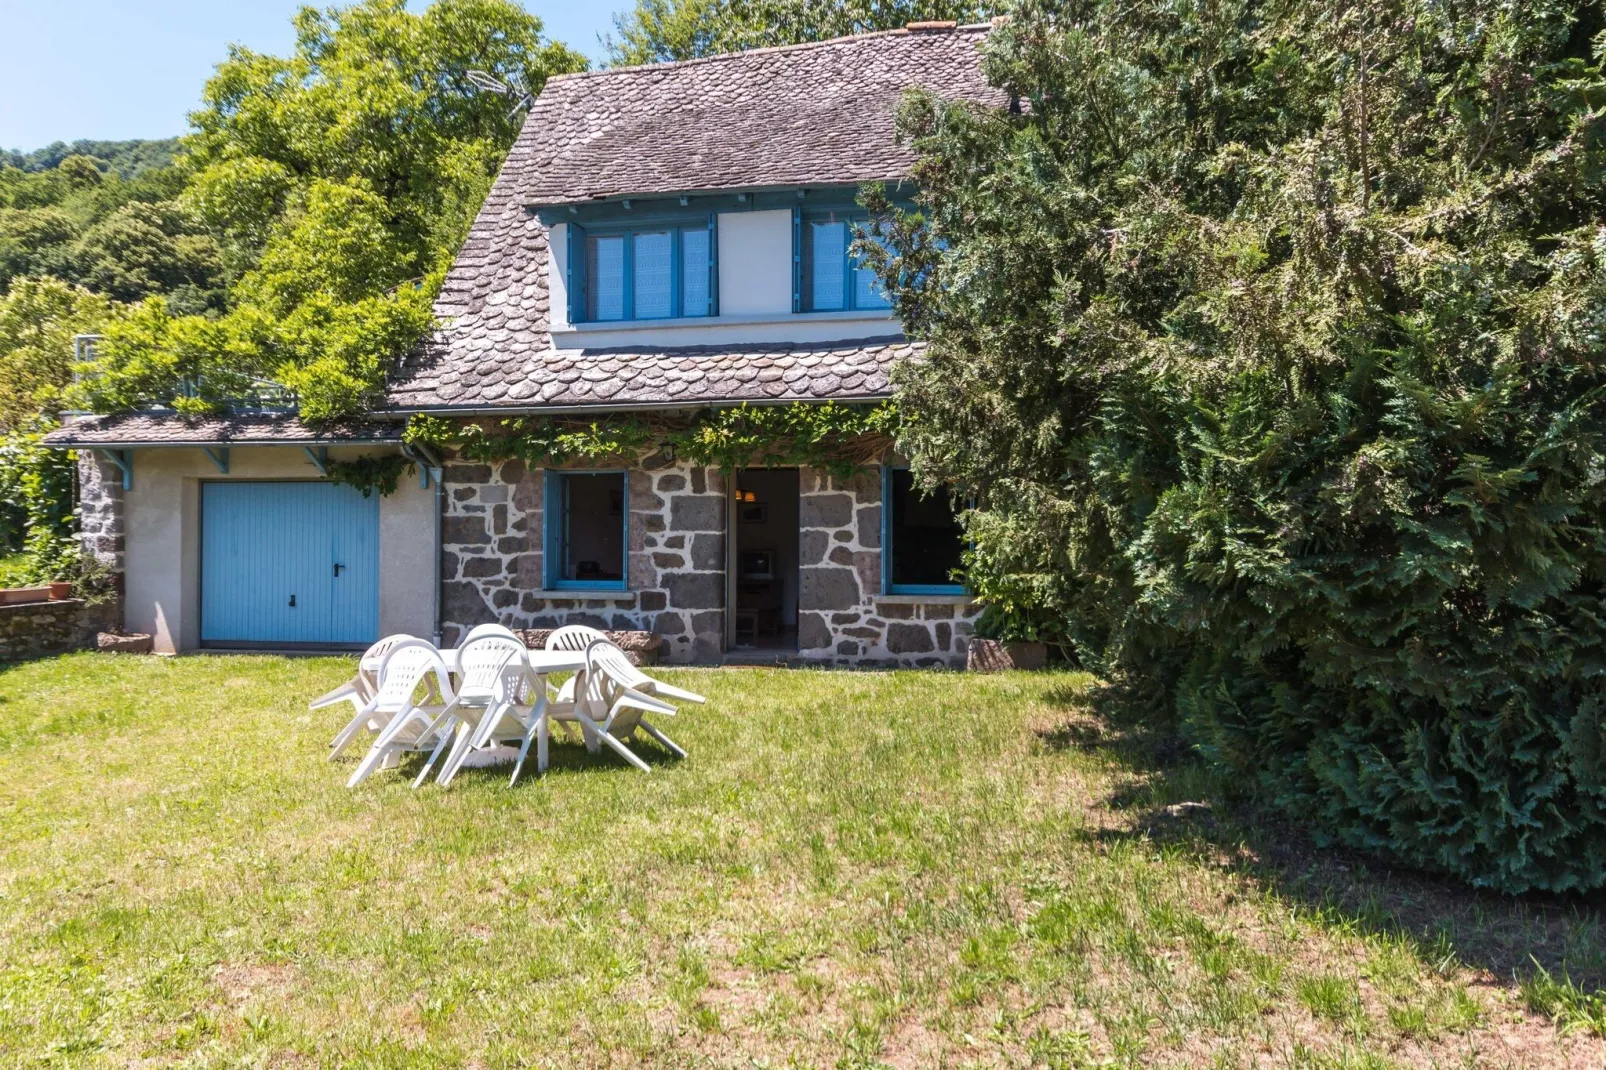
[729,468,799,652]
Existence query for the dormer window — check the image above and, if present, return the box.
[799,212,892,313]
[568,215,717,323]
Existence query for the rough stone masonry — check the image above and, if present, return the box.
[439,450,979,666]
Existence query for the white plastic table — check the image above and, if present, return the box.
[360,646,590,773]
[439,647,588,772]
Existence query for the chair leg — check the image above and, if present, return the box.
[595,728,652,773]
[328,716,368,760]
[639,718,686,759]
[437,723,478,788]
[413,718,457,788]
[511,709,546,786]
[347,740,392,788]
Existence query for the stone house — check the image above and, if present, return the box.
[47,22,998,665]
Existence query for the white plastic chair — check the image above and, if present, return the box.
[462,622,524,645]
[549,639,683,772]
[314,633,414,730]
[328,638,446,760]
[543,625,606,730]
[347,644,459,788]
[545,624,605,652]
[432,635,549,787]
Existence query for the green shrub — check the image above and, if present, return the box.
[878,0,1606,891]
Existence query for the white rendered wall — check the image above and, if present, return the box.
[548,222,571,330]
[716,209,792,316]
[121,446,434,653]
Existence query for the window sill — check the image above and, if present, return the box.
[531,588,632,597]
[549,308,898,348]
[875,592,973,605]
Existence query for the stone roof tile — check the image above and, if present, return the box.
[386,25,990,414]
[43,413,405,448]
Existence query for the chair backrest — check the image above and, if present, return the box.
[547,624,605,652]
[360,633,417,673]
[462,622,524,646]
[585,639,648,689]
[456,635,529,701]
[374,641,452,709]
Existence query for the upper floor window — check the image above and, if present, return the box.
[569,216,716,323]
[799,213,891,313]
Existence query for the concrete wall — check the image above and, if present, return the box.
[109,446,434,654]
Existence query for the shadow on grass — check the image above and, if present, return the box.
[1036,679,1606,995]
[373,731,687,787]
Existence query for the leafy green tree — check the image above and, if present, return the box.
[71,202,224,309]
[871,0,1606,892]
[606,0,996,65]
[0,278,112,431]
[75,0,587,424]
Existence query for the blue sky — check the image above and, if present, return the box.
[0,0,626,152]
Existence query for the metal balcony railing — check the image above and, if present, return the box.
[70,333,298,411]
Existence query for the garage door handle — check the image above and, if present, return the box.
[333,563,345,577]
[288,594,296,608]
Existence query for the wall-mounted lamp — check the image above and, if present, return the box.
[661,440,676,462]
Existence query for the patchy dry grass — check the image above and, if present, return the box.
[0,653,1601,1067]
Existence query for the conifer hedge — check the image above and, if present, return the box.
[875,0,1606,891]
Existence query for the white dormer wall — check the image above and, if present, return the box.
[546,211,899,349]
[716,209,792,315]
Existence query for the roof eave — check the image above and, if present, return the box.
[380,393,895,419]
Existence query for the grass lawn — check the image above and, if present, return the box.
[0,654,1603,1068]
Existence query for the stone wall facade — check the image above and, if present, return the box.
[438,449,729,661]
[77,450,126,581]
[439,452,979,667]
[0,598,113,662]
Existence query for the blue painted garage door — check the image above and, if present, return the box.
[201,481,379,646]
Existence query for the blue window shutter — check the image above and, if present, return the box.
[707,212,719,317]
[543,469,562,588]
[791,206,802,313]
[880,464,893,595]
[566,223,586,325]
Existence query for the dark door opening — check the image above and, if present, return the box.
[730,467,799,651]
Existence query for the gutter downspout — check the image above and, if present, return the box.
[403,443,446,646]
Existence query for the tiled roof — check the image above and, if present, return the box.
[43,412,406,448]
[387,336,917,412]
[389,25,991,415]
[516,24,997,206]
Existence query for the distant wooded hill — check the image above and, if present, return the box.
[2,138,179,179]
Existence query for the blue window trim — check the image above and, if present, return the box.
[565,213,717,323]
[881,464,967,596]
[800,210,892,313]
[543,469,630,591]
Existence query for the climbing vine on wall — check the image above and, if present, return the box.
[324,453,415,498]
[404,401,900,478]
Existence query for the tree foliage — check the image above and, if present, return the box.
[0,279,113,432]
[69,0,586,424]
[874,0,1606,892]
[606,0,997,65]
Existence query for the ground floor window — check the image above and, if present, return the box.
[882,466,966,594]
[544,471,627,589]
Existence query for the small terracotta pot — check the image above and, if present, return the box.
[47,581,73,601]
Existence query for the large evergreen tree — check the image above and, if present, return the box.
[872,0,1606,892]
